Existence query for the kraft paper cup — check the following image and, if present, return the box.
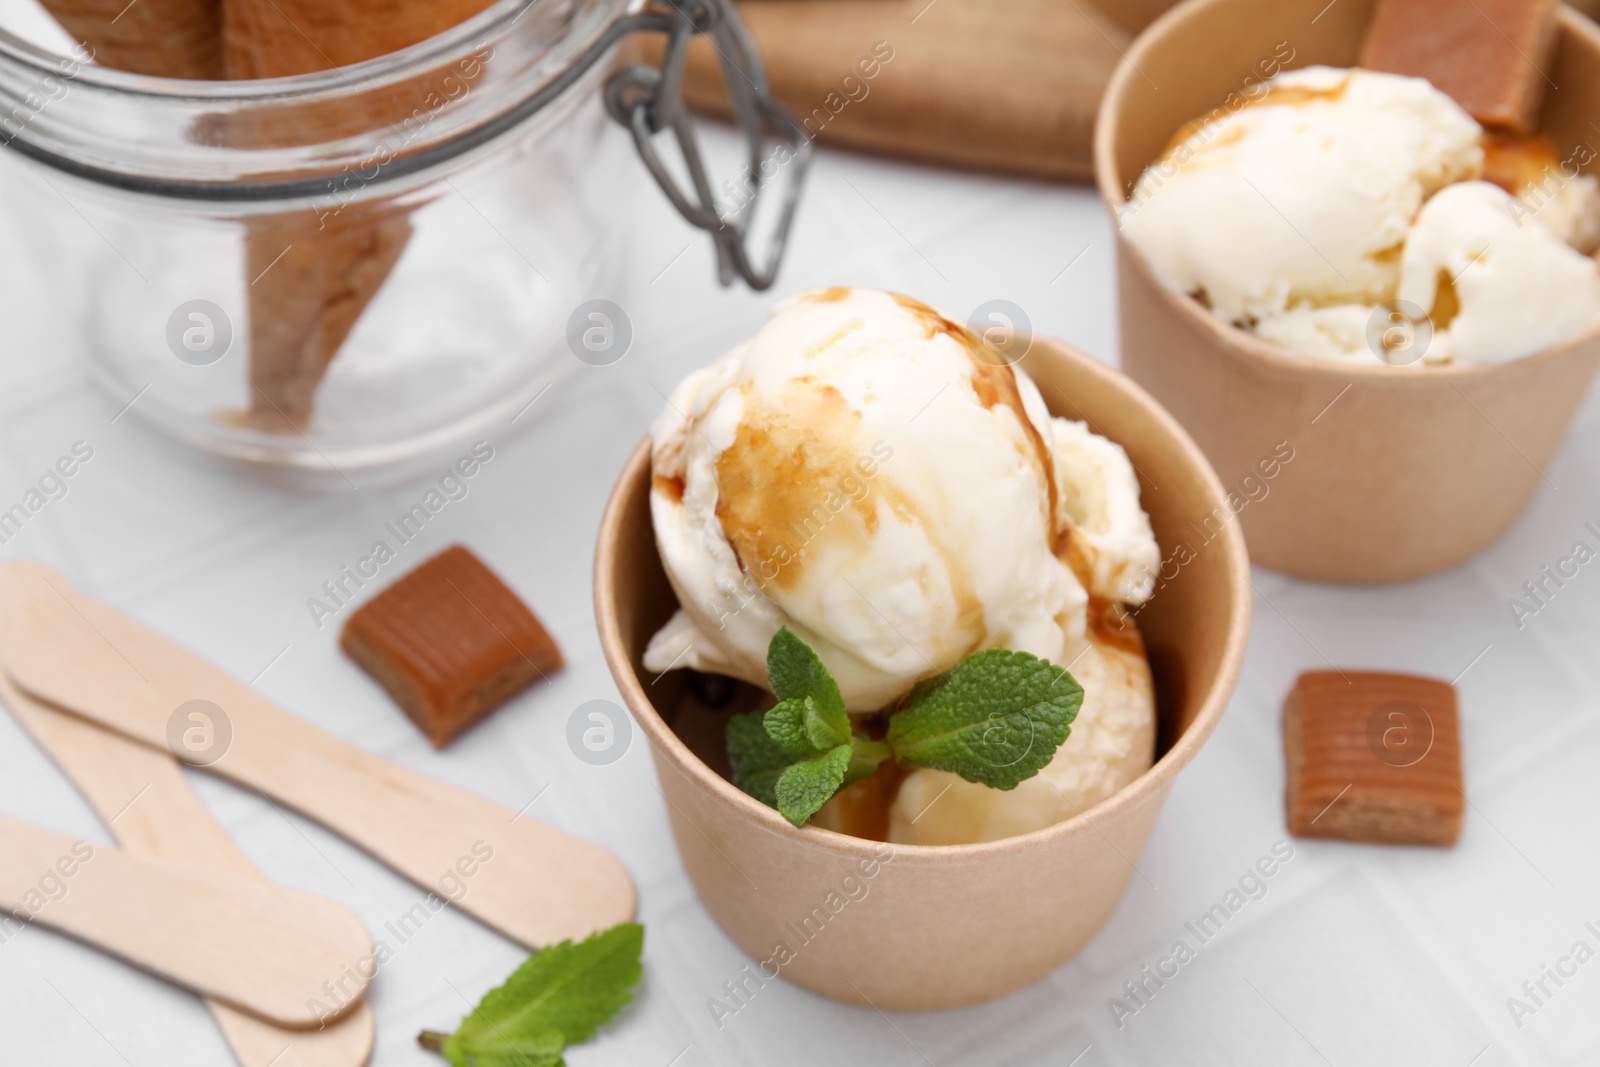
[1095,0,1600,584]
[594,337,1251,1011]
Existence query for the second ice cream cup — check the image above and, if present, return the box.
[1095,0,1600,583]
[595,336,1250,1011]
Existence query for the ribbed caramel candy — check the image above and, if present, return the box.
[1284,670,1463,846]
[341,546,562,747]
[1360,0,1559,135]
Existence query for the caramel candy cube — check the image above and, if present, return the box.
[1284,670,1463,846]
[1360,0,1560,134]
[341,545,562,747]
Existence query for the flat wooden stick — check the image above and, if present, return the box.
[0,563,635,951]
[1,670,374,1065]
[0,813,372,1028]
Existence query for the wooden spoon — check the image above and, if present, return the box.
[0,813,372,1028]
[0,668,374,1065]
[0,563,636,950]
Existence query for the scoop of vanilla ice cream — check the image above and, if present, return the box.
[646,291,1080,711]
[1121,66,1483,324]
[1397,182,1600,365]
[1252,304,1385,364]
[645,289,1158,722]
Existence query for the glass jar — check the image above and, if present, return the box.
[0,0,806,474]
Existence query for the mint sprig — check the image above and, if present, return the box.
[726,627,890,826]
[418,922,643,1067]
[726,628,1082,827]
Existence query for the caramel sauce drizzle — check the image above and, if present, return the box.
[1481,132,1559,196]
[1160,74,1350,158]
[888,292,1061,540]
[652,473,685,503]
[713,384,873,592]
[1088,596,1145,657]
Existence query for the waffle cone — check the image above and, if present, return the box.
[222,0,497,78]
[238,204,412,430]
[222,0,495,430]
[39,0,222,78]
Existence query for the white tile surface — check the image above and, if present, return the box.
[1,110,1597,1067]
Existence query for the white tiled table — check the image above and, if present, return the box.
[1,119,1596,1066]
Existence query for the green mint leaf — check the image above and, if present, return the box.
[430,922,643,1067]
[767,626,846,720]
[438,1030,563,1067]
[765,691,849,758]
[727,709,797,807]
[803,697,850,750]
[774,744,852,826]
[762,697,819,756]
[888,649,1083,790]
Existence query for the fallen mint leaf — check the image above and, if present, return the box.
[434,1029,563,1067]
[421,923,643,1067]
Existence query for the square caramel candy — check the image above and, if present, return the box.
[1360,0,1559,134]
[1284,670,1463,846]
[341,545,562,747]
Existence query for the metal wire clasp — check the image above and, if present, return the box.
[604,0,810,290]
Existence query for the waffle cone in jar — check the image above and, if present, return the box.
[237,204,413,430]
[222,0,496,76]
[38,0,222,79]
[221,0,496,431]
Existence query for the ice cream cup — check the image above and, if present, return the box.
[1095,0,1600,584]
[594,336,1250,1010]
